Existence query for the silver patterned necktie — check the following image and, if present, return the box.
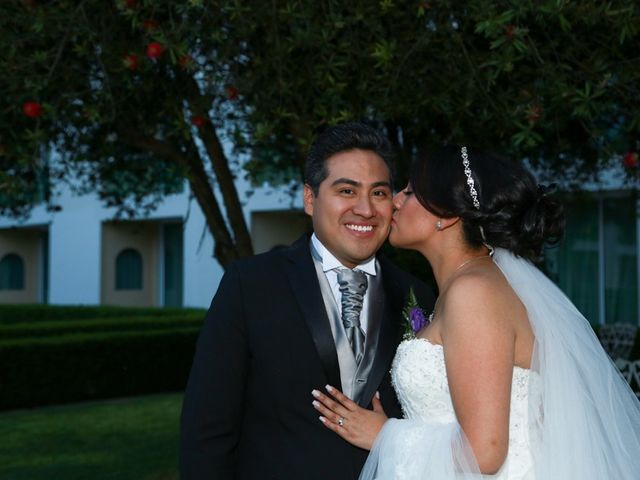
[337,269,368,365]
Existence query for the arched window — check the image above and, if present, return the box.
[115,248,143,290]
[0,253,25,290]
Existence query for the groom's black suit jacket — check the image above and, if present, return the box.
[180,234,434,480]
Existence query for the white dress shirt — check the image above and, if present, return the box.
[311,233,376,334]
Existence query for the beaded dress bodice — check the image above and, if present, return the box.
[391,338,540,480]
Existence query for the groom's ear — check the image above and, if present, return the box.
[303,184,315,216]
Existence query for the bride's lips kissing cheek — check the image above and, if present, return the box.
[303,148,393,269]
[388,185,438,251]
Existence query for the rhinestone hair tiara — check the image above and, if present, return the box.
[461,146,480,209]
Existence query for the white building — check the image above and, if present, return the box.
[0,175,309,309]
[0,161,638,325]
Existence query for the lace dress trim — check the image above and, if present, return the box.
[391,338,539,479]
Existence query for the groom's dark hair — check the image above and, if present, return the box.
[304,122,395,196]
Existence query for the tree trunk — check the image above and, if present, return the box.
[186,78,254,258]
[196,120,254,258]
[182,147,243,267]
[119,130,247,268]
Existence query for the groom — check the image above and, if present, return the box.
[180,122,434,479]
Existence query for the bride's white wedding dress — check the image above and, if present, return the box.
[391,338,539,479]
[359,249,640,480]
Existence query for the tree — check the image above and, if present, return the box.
[2,0,254,267]
[1,0,638,267]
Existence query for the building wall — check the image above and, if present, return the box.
[101,221,161,307]
[48,188,102,305]
[182,205,222,308]
[1,177,638,318]
[0,227,45,304]
[0,171,304,308]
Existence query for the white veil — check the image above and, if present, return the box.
[360,248,640,479]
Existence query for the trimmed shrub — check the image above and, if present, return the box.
[0,304,205,325]
[0,313,203,339]
[0,328,200,410]
[0,305,206,410]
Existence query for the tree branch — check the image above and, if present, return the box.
[118,129,241,266]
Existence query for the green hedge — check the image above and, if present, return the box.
[0,305,206,410]
[3,304,636,411]
[0,304,205,325]
[0,313,203,340]
[0,328,200,410]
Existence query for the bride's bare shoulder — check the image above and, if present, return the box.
[441,264,525,334]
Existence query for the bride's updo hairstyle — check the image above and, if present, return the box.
[410,145,565,261]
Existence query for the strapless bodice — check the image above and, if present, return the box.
[391,338,540,479]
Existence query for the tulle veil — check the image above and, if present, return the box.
[360,248,640,479]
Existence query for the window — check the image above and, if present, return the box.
[163,223,183,307]
[603,198,638,323]
[545,198,600,322]
[115,248,143,290]
[0,253,25,290]
[545,194,638,325]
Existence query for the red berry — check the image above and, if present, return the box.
[143,20,159,31]
[623,152,639,169]
[123,54,139,70]
[190,115,207,128]
[146,42,164,60]
[22,101,43,118]
[505,25,516,40]
[124,0,137,8]
[226,85,239,101]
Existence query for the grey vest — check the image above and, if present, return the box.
[310,245,384,404]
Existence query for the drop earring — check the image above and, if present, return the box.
[435,219,442,231]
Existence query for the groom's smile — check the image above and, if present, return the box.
[303,148,393,269]
[345,223,374,233]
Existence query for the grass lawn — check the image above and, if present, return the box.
[0,393,182,480]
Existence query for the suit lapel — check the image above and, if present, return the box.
[285,236,342,389]
[359,257,404,406]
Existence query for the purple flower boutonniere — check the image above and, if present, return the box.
[402,287,430,340]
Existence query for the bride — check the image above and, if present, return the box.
[312,146,640,479]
